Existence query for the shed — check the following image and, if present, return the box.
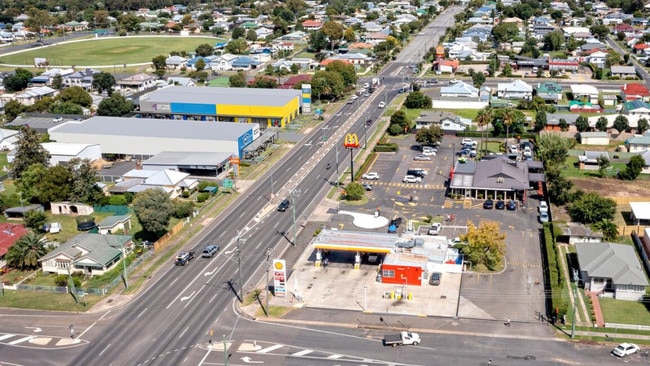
[5,204,44,219]
[97,214,132,235]
[630,202,650,225]
[557,222,604,244]
[579,131,610,145]
[50,202,94,216]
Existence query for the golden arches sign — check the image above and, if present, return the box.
[343,133,360,149]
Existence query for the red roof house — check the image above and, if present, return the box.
[302,20,323,31]
[621,83,650,102]
[0,223,29,266]
[280,74,311,89]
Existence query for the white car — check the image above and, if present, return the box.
[428,223,441,235]
[538,201,549,213]
[422,149,436,156]
[612,343,640,357]
[414,154,431,161]
[378,102,385,108]
[402,175,422,183]
[362,172,380,180]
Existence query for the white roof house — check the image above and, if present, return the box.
[570,84,600,103]
[110,169,198,198]
[440,81,479,98]
[630,202,650,224]
[0,128,20,151]
[41,142,102,166]
[496,80,533,100]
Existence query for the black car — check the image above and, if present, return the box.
[495,200,505,210]
[277,199,290,212]
[483,199,494,209]
[366,119,373,126]
[506,200,517,211]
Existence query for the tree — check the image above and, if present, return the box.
[491,22,519,43]
[344,182,364,201]
[405,91,432,109]
[322,20,344,45]
[3,68,33,92]
[474,107,493,156]
[92,72,116,96]
[117,13,141,33]
[5,231,46,270]
[24,7,54,42]
[97,94,134,116]
[152,55,167,78]
[545,165,574,205]
[3,100,24,122]
[194,58,206,72]
[133,189,175,236]
[390,110,408,128]
[500,63,513,77]
[543,31,564,51]
[249,76,278,88]
[590,25,610,41]
[606,51,621,67]
[325,60,357,88]
[619,155,645,180]
[309,30,328,52]
[311,70,345,100]
[229,71,247,88]
[575,116,590,132]
[613,115,629,133]
[459,220,506,271]
[195,43,214,57]
[58,86,93,107]
[245,29,258,42]
[415,125,443,146]
[225,39,248,54]
[471,71,485,87]
[534,111,547,132]
[68,158,103,203]
[537,133,576,168]
[594,219,619,241]
[568,192,616,224]
[51,101,83,115]
[231,27,245,39]
[343,27,356,43]
[11,126,49,179]
[595,116,609,132]
[559,118,569,132]
[24,209,47,231]
[17,163,72,204]
[638,118,649,134]
[597,155,610,178]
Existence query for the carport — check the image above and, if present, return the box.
[311,229,397,269]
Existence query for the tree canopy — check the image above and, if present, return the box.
[11,126,50,179]
[97,94,134,116]
[415,125,443,146]
[459,220,506,271]
[568,192,616,224]
[133,189,175,236]
[405,91,432,109]
[92,72,116,96]
[5,231,46,270]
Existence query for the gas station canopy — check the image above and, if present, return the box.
[312,229,398,253]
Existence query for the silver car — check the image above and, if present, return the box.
[414,154,431,161]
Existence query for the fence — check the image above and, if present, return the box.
[93,205,133,215]
[605,322,650,331]
[153,220,186,252]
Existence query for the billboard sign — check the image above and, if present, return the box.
[272,259,287,298]
[301,84,312,113]
[343,133,360,149]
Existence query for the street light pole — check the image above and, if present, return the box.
[122,246,128,289]
[223,335,229,366]
[571,286,577,338]
[364,285,367,310]
[236,231,244,302]
[290,189,301,245]
[264,247,273,316]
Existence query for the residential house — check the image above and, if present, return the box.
[578,132,610,146]
[536,82,563,103]
[63,68,101,90]
[630,201,650,225]
[496,80,533,100]
[40,142,101,166]
[210,54,239,71]
[39,233,134,276]
[362,22,383,32]
[97,215,132,235]
[186,56,214,71]
[3,86,58,107]
[544,113,579,131]
[281,31,307,41]
[440,81,479,98]
[0,128,19,151]
[586,50,608,69]
[633,43,650,55]
[255,27,273,39]
[570,84,599,104]
[30,68,74,86]
[280,74,312,89]
[575,242,648,301]
[610,65,637,78]
[557,222,604,245]
[302,20,323,31]
[621,83,650,102]
[330,53,374,66]
[365,32,388,45]
[626,132,650,152]
[165,77,195,87]
[578,151,609,167]
[116,73,157,92]
[623,100,650,116]
[602,12,629,25]
[433,59,459,73]
[548,58,580,72]
[165,55,188,69]
[109,169,198,198]
[231,56,261,70]
[0,223,29,271]
[415,111,455,129]
[530,19,556,39]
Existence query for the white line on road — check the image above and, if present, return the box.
[209,293,218,303]
[77,310,111,339]
[198,348,212,366]
[291,349,313,356]
[0,334,15,341]
[274,222,279,229]
[327,354,343,359]
[169,278,178,287]
[98,343,111,356]
[255,241,262,249]
[137,308,148,318]
[239,211,246,218]
[180,291,195,302]
[7,335,33,345]
[178,326,189,339]
[257,344,283,353]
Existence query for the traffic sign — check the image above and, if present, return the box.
[222,179,233,189]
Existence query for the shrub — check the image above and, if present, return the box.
[55,274,81,287]
[197,192,209,203]
[374,143,399,152]
[173,200,194,218]
[182,190,190,198]
[108,195,127,206]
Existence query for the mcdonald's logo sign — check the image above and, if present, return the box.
[343,133,360,148]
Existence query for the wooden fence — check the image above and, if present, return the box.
[153,220,186,252]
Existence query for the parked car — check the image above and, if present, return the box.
[362,172,380,180]
[612,343,640,358]
[483,199,494,209]
[429,272,442,286]
[428,222,441,235]
[414,154,431,161]
[363,183,373,191]
[402,175,422,183]
[538,201,549,213]
[495,200,505,210]
[506,200,517,211]
[422,149,436,156]
[277,199,290,212]
[539,211,549,223]
[461,138,477,147]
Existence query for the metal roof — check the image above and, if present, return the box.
[42,142,97,156]
[49,117,252,141]
[143,151,232,166]
[576,242,649,286]
[312,229,398,253]
[139,86,301,107]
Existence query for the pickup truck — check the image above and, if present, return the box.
[175,250,196,266]
[383,332,420,347]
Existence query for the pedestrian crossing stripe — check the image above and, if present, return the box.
[506,262,541,267]
[443,199,453,208]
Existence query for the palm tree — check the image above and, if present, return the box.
[474,107,493,155]
[5,231,47,270]
[501,107,515,148]
[595,220,619,242]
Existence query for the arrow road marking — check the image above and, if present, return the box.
[25,327,42,333]
[180,291,195,302]
[241,357,263,364]
[204,267,218,276]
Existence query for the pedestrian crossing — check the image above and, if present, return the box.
[0,332,86,348]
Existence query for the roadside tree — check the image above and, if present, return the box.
[405,91,432,108]
[595,116,608,131]
[613,115,629,133]
[568,192,616,224]
[11,126,49,179]
[97,94,134,116]
[133,188,175,236]
[415,125,443,146]
[5,231,46,270]
[344,182,364,201]
[459,220,506,271]
[325,60,357,88]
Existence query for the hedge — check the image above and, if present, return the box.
[544,223,569,317]
[374,143,399,152]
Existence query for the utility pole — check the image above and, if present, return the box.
[122,246,128,289]
[290,189,301,245]
[223,334,229,366]
[265,247,273,316]
[335,144,340,175]
[571,286,577,338]
[236,231,244,302]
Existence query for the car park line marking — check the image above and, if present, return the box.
[257,344,284,353]
[0,334,15,341]
[291,349,313,356]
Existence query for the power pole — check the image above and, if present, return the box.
[122,246,128,289]
[265,247,273,316]
[290,189,301,245]
[223,334,229,366]
[236,231,245,302]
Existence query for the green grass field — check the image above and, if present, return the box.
[0,36,225,67]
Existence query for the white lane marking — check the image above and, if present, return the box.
[77,310,111,339]
[257,344,284,353]
[8,335,35,345]
[291,349,313,356]
[137,308,148,318]
[99,343,111,356]
[169,278,178,287]
[327,354,343,359]
[239,211,246,218]
[180,291,195,302]
[178,326,189,339]
[198,348,212,366]
[0,334,15,341]
[209,293,218,303]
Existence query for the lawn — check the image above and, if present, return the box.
[0,36,225,67]
[0,289,101,311]
[599,297,650,326]
[561,156,628,179]
[434,108,479,120]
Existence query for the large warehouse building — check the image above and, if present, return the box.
[137,86,303,127]
[48,116,259,160]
